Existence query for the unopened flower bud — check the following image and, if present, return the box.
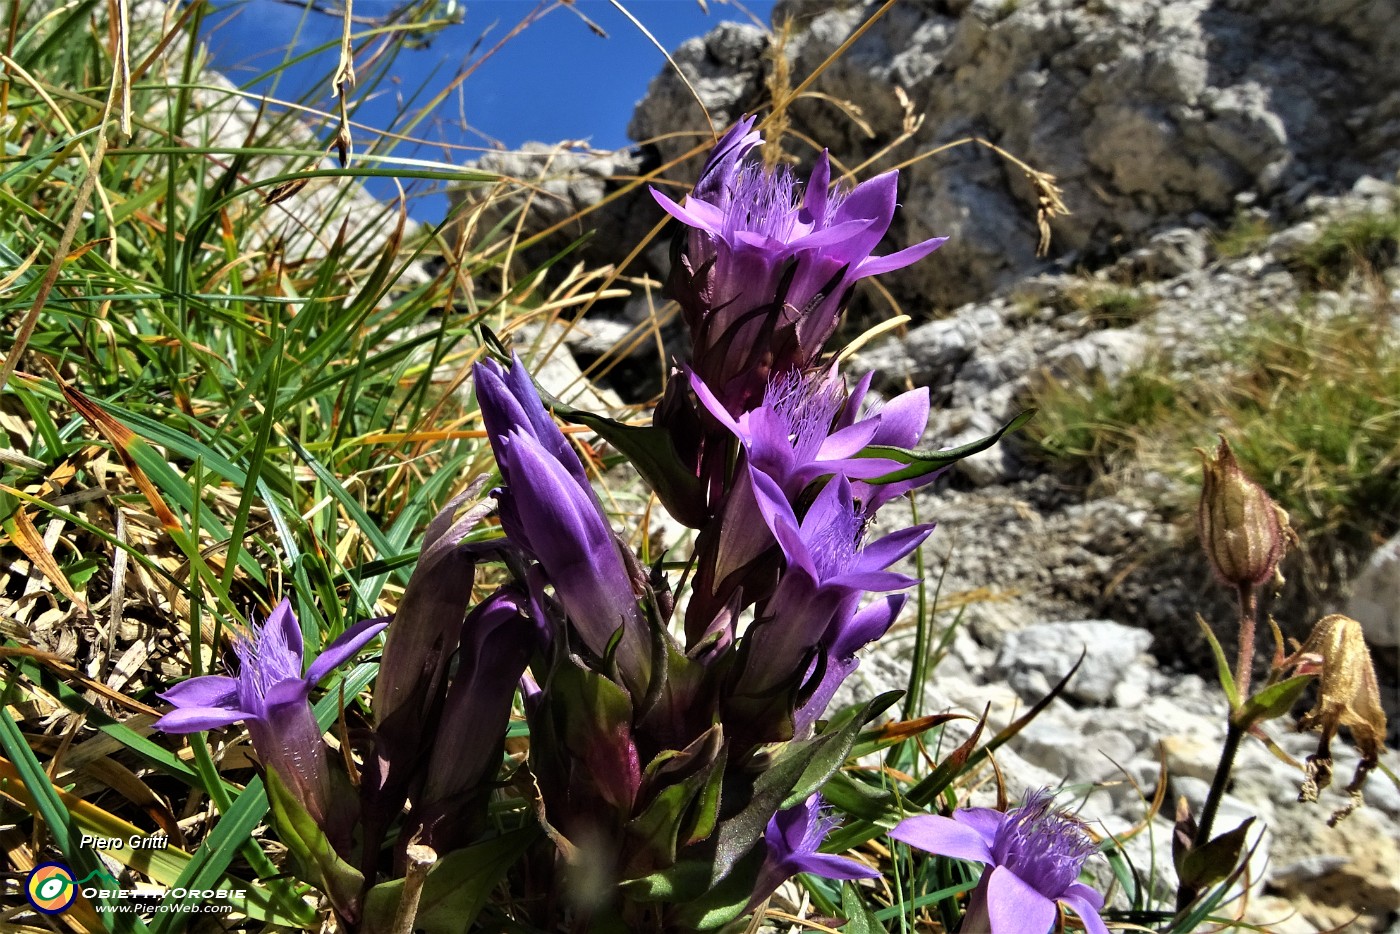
[1196,437,1290,589]
[1289,614,1388,825]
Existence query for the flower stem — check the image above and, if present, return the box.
[1194,721,1244,850]
[1233,583,1257,698]
[1176,718,1245,911]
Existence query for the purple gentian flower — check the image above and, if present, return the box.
[732,470,931,735]
[690,365,931,501]
[475,355,651,698]
[748,794,879,911]
[157,599,386,825]
[891,789,1108,934]
[653,115,947,416]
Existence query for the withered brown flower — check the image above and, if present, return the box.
[1290,614,1388,825]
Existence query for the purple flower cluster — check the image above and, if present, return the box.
[152,116,1076,932]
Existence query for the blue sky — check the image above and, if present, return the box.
[199,0,776,217]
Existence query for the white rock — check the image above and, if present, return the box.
[1345,531,1400,648]
[995,620,1154,705]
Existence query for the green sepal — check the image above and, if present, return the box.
[359,829,537,934]
[625,726,727,875]
[263,768,364,922]
[856,410,1035,485]
[1233,674,1313,730]
[1178,818,1254,893]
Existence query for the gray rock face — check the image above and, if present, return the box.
[631,0,1400,306]
[1347,533,1400,649]
[995,619,1154,704]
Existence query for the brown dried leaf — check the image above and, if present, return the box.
[7,508,85,608]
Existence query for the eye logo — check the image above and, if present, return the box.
[26,862,76,914]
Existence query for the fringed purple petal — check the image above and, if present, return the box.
[793,851,881,881]
[158,674,238,710]
[801,151,833,224]
[1061,891,1111,934]
[953,807,1008,847]
[831,593,905,657]
[828,170,899,261]
[869,388,931,448]
[266,598,304,671]
[651,187,725,232]
[838,371,875,430]
[155,706,253,733]
[855,524,935,572]
[855,236,949,279]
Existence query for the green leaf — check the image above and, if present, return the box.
[818,771,900,824]
[676,845,766,931]
[1179,818,1254,892]
[0,699,141,930]
[857,410,1036,485]
[711,691,900,884]
[546,397,708,528]
[360,829,537,934]
[264,768,364,920]
[1235,674,1313,729]
[620,859,713,904]
[841,881,888,934]
[1195,615,1240,710]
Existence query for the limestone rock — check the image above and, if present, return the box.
[1346,532,1400,649]
[995,619,1154,705]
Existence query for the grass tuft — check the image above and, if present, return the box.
[1027,299,1400,586]
[1288,207,1400,289]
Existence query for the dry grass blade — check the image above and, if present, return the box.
[0,646,161,716]
[609,0,715,140]
[49,368,182,532]
[8,508,85,609]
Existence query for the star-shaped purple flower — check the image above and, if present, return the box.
[653,115,947,416]
[157,599,386,824]
[748,794,879,911]
[729,469,931,739]
[689,365,931,501]
[891,789,1108,934]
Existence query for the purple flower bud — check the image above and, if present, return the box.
[748,794,878,911]
[475,355,651,697]
[652,116,946,416]
[413,588,534,851]
[157,600,385,828]
[891,789,1108,934]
